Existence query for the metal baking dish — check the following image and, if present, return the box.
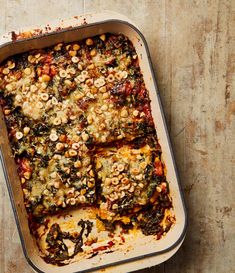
[0,11,187,273]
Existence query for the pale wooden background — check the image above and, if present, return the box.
[0,1,234,273]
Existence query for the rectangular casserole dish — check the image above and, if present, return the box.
[0,11,187,273]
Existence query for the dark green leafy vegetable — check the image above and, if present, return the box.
[137,205,165,236]
[44,220,93,265]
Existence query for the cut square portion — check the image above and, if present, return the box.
[76,83,155,144]
[3,106,96,217]
[18,139,95,217]
[94,136,167,223]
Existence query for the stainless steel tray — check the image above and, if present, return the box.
[0,11,187,273]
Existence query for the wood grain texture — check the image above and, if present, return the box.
[0,1,234,273]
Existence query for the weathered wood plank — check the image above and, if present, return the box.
[163,0,235,272]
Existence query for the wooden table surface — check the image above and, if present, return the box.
[0,1,234,272]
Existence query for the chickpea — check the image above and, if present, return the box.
[90,48,97,57]
[42,74,51,82]
[73,44,80,51]
[86,38,94,46]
